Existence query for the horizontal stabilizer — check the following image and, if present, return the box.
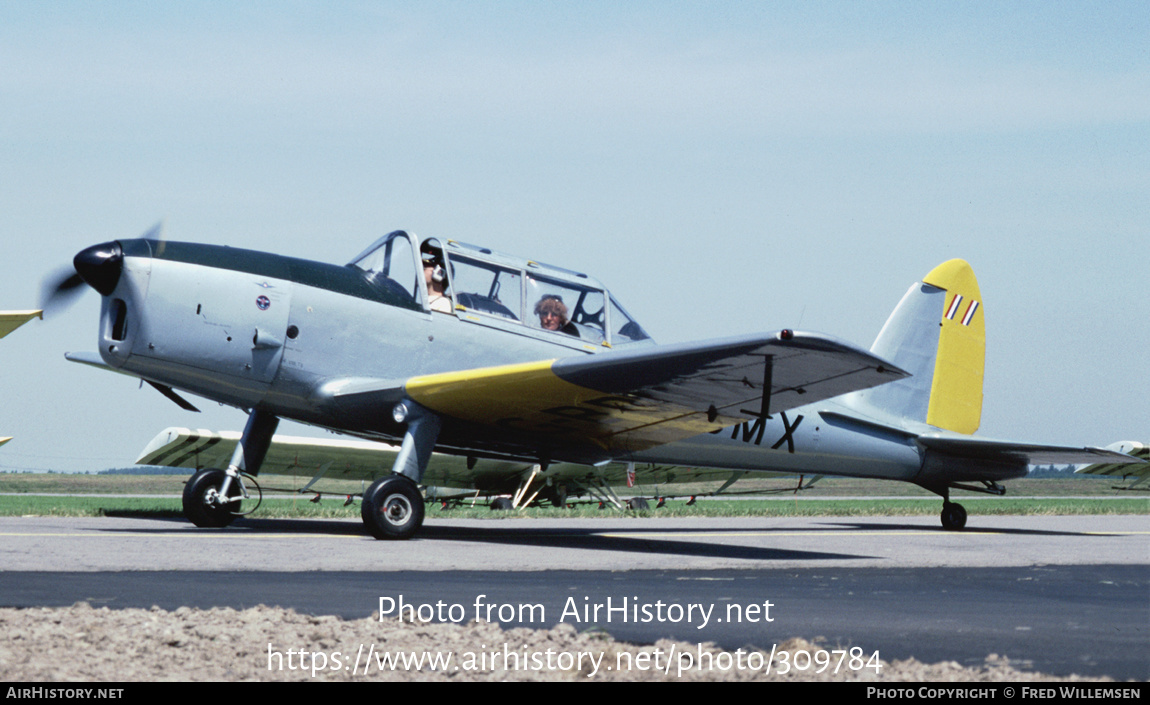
[917,434,1147,466]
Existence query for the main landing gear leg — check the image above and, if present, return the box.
[918,483,968,531]
[182,409,279,528]
[932,486,967,531]
[362,401,441,540]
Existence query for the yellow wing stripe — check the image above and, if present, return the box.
[406,359,576,417]
[922,259,984,434]
[404,359,722,453]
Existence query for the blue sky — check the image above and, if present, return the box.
[1,1,1147,472]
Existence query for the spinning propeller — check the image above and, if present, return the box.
[39,266,89,315]
[40,241,123,315]
[39,223,163,315]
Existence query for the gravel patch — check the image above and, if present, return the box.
[0,603,1116,682]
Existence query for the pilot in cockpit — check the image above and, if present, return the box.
[421,243,452,313]
[534,294,579,337]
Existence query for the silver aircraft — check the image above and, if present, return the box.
[52,229,1139,539]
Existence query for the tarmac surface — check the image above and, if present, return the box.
[1,514,1147,680]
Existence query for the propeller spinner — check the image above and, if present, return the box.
[72,241,123,296]
[40,241,123,315]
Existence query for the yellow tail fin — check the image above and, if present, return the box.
[849,259,985,434]
[922,259,985,434]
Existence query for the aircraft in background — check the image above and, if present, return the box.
[0,310,41,340]
[1076,442,1150,490]
[50,229,1141,538]
[136,426,801,511]
[1,310,42,447]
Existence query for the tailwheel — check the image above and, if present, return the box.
[183,468,242,528]
[361,475,425,540]
[941,501,967,531]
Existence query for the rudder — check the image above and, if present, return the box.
[922,259,984,433]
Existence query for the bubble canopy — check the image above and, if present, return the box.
[349,231,651,347]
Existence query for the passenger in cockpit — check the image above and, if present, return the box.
[421,243,452,313]
[534,295,579,337]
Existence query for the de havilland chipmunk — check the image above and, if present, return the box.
[46,228,1141,539]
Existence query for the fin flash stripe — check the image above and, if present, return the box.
[961,300,979,326]
[945,294,963,320]
[943,294,980,327]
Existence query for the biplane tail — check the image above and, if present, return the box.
[845,259,985,434]
[1076,441,1150,489]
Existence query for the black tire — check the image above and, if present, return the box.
[183,468,239,528]
[490,497,514,511]
[361,475,425,540]
[627,497,650,510]
[941,501,967,531]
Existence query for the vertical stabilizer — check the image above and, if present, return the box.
[848,259,984,434]
[922,260,984,433]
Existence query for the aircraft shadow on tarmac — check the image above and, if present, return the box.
[416,523,870,562]
[823,520,1110,538]
[97,515,868,562]
[96,514,1108,563]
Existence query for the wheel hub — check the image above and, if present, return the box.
[383,494,412,525]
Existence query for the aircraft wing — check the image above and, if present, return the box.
[0,310,41,339]
[916,433,1148,466]
[137,427,783,496]
[1,311,42,448]
[392,331,906,457]
[1076,441,1150,489]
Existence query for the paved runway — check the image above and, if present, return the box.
[3,514,1146,571]
[1,514,1147,679]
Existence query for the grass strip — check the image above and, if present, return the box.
[1,495,1144,520]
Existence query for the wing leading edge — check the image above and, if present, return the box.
[403,330,907,456]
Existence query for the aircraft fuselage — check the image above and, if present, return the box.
[88,238,1014,489]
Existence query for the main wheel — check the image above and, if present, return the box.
[941,501,967,530]
[183,468,240,528]
[361,475,425,540]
